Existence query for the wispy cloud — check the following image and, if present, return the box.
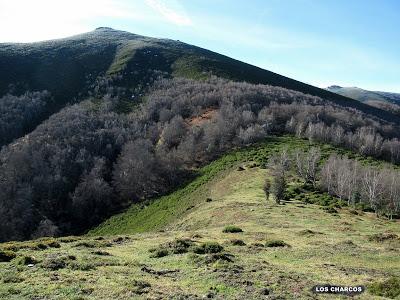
[145,0,192,26]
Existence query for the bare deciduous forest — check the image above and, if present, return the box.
[1,78,399,242]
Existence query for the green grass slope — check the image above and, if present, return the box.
[1,137,398,299]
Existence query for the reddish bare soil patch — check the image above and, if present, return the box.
[186,108,218,126]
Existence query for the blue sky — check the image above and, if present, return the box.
[0,0,399,92]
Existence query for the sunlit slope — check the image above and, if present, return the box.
[1,137,399,299]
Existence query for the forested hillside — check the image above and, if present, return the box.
[1,28,400,242]
[1,138,399,299]
[1,27,399,147]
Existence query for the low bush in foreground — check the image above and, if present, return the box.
[150,249,169,258]
[230,239,246,246]
[192,242,224,254]
[0,250,16,262]
[149,238,194,258]
[265,240,290,248]
[223,226,243,233]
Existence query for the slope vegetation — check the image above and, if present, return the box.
[1,28,398,128]
[2,29,400,243]
[1,137,399,299]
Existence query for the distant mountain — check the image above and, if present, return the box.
[326,85,400,104]
[326,85,400,114]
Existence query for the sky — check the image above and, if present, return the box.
[0,0,399,92]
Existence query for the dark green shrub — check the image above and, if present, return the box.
[149,238,193,258]
[206,253,234,263]
[91,250,111,256]
[302,183,314,191]
[113,236,130,243]
[192,242,224,254]
[230,239,246,246]
[0,250,17,262]
[333,200,347,208]
[0,250,16,262]
[284,185,301,200]
[45,240,61,248]
[368,277,400,298]
[166,238,193,254]
[349,209,360,215]
[223,226,243,233]
[42,256,67,270]
[58,236,79,243]
[322,206,338,214]
[271,173,286,204]
[150,249,169,258]
[265,240,290,247]
[35,243,48,250]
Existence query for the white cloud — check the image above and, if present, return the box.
[145,0,192,26]
[0,0,145,42]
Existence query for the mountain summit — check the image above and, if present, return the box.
[1,28,398,126]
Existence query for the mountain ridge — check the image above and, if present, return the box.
[326,85,400,104]
[1,28,399,126]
